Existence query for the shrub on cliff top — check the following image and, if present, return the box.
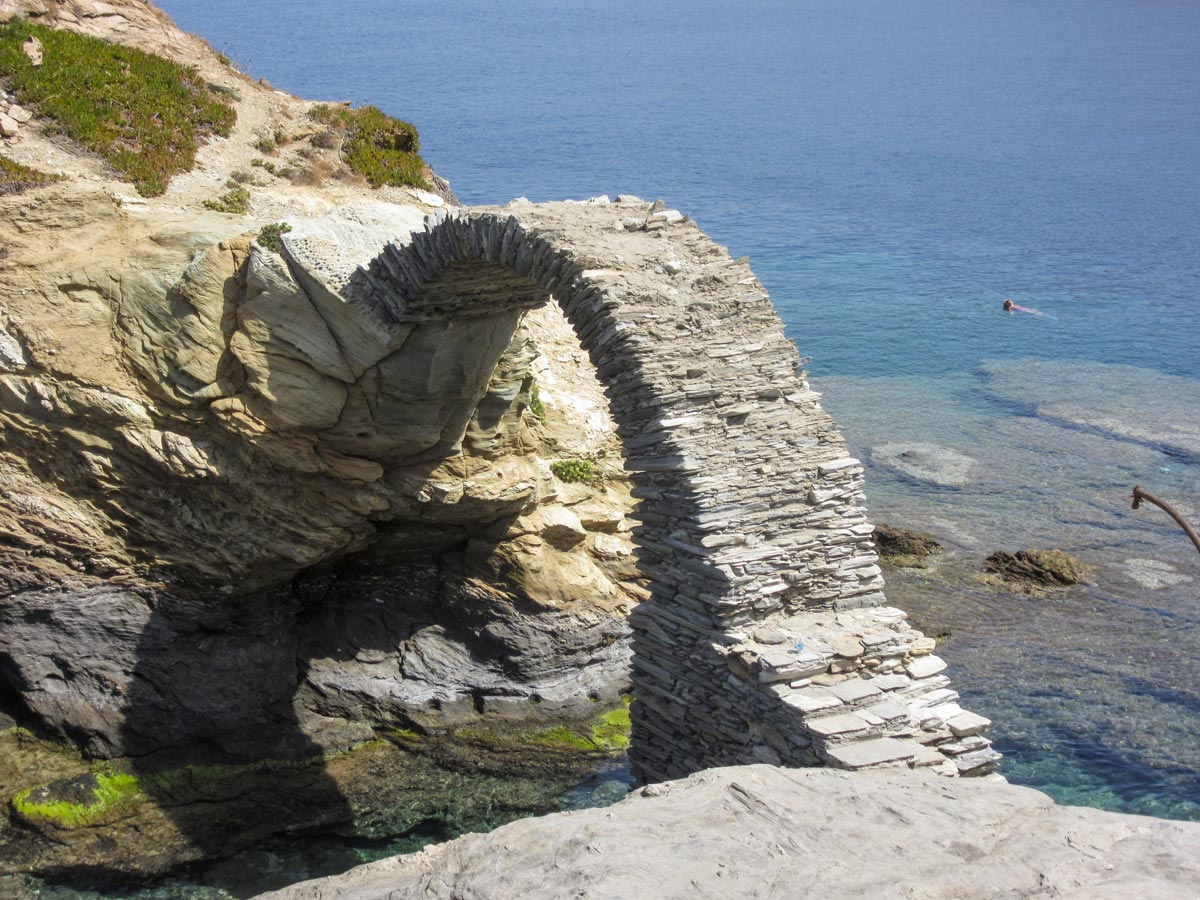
[0,20,236,196]
[256,221,292,254]
[309,103,427,189]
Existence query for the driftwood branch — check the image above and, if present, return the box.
[1131,486,1200,557]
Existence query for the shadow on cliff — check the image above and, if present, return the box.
[110,584,358,882]
[16,546,628,892]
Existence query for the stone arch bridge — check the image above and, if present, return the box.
[302,197,999,783]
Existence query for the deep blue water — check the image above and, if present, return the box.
[86,0,1200,885]
[159,0,1200,381]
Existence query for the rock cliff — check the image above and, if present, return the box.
[0,0,639,763]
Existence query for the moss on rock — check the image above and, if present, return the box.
[12,770,141,828]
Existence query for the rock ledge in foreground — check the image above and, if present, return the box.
[256,764,1200,900]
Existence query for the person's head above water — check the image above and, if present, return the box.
[1003,298,1015,312]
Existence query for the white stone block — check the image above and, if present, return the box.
[947,711,992,737]
[905,654,947,679]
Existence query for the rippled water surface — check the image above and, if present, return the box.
[60,0,1200,888]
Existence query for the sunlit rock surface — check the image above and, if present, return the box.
[258,764,1200,900]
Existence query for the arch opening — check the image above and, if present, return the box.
[347,200,998,783]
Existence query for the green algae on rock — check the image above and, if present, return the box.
[0,724,618,888]
[11,770,141,828]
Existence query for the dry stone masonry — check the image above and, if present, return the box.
[319,196,1001,783]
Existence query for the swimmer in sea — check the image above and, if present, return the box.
[1002,297,1057,319]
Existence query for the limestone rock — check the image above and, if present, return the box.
[0,321,27,370]
[257,765,1200,900]
[22,34,42,66]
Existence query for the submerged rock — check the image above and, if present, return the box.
[984,549,1087,591]
[872,442,974,487]
[0,713,629,886]
[257,764,1200,900]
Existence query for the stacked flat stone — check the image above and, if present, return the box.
[345,197,999,782]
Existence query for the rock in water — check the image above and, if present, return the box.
[873,523,943,561]
[872,442,974,487]
[984,548,1087,589]
[255,764,1200,900]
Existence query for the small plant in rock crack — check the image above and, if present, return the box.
[256,222,292,255]
[550,459,596,484]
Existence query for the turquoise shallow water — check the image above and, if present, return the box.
[27,0,1200,891]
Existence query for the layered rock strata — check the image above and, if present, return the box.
[0,0,638,764]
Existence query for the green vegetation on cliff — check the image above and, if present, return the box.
[310,103,427,189]
[0,153,63,195]
[202,185,250,214]
[257,221,293,254]
[551,459,596,484]
[0,20,236,196]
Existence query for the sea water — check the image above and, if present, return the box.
[164,0,1200,817]
[40,0,1200,890]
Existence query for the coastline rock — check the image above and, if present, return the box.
[0,568,630,764]
[984,549,1087,591]
[0,0,642,764]
[872,442,974,487]
[256,764,1200,900]
[0,727,610,885]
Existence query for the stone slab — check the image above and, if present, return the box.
[905,655,948,679]
[808,714,871,737]
[825,737,918,769]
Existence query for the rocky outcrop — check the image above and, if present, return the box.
[873,523,944,562]
[0,0,639,765]
[984,549,1088,592]
[2,0,992,796]
[257,764,1200,900]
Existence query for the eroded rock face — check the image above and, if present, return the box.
[0,4,640,760]
[0,567,630,765]
[257,764,1200,900]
